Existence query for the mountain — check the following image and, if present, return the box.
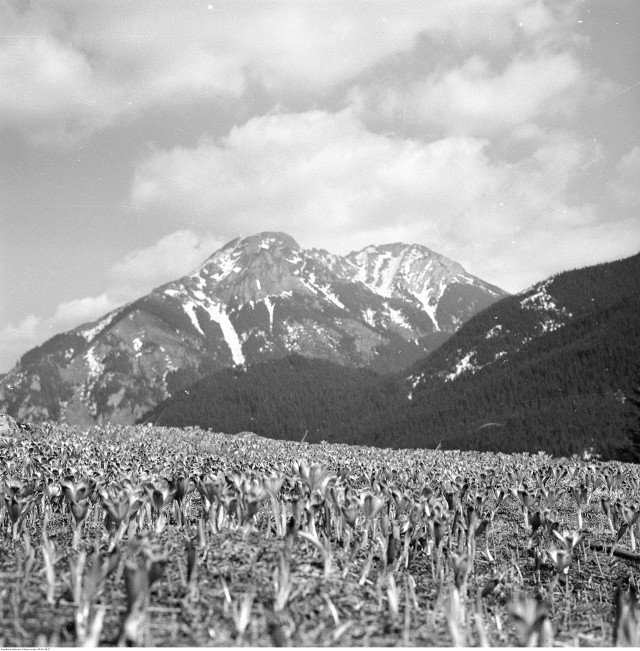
[140,252,640,460]
[0,232,505,425]
[371,252,640,458]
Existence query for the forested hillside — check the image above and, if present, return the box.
[139,355,402,444]
[141,254,640,460]
[0,232,504,425]
[367,253,640,459]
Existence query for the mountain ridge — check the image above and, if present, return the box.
[0,231,506,425]
[138,251,640,459]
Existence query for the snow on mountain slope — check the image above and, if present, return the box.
[405,272,580,391]
[0,232,507,425]
[344,243,504,331]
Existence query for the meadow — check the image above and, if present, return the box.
[1,423,640,647]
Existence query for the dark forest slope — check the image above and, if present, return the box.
[365,252,640,458]
[139,354,403,444]
[141,253,640,459]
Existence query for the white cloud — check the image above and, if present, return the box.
[0,230,222,371]
[350,50,599,137]
[0,295,119,371]
[494,215,640,290]
[0,0,581,143]
[130,110,506,246]
[0,35,106,143]
[51,294,120,328]
[0,2,247,143]
[107,230,223,298]
[128,109,625,293]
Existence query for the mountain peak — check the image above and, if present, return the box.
[229,231,300,253]
[343,241,480,326]
[197,232,300,271]
[0,231,507,425]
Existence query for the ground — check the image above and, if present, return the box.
[1,423,639,646]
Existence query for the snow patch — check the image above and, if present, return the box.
[408,371,425,389]
[540,318,565,334]
[375,252,404,295]
[404,268,448,331]
[263,296,275,332]
[203,247,242,284]
[85,346,103,378]
[190,290,245,365]
[281,321,305,351]
[301,270,345,309]
[362,308,377,328]
[182,302,204,335]
[207,306,245,365]
[445,351,480,382]
[318,284,345,309]
[285,250,303,266]
[132,337,143,358]
[519,279,571,340]
[81,345,105,415]
[385,304,410,329]
[351,248,406,297]
[300,271,319,296]
[520,279,571,317]
[78,307,124,343]
[410,289,440,330]
[486,324,503,339]
[455,273,484,289]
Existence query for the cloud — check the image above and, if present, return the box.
[0,2,247,143]
[0,295,119,371]
[0,36,98,142]
[496,214,640,290]
[107,230,224,298]
[349,50,602,137]
[130,110,505,244]
[3,0,632,377]
[128,108,627,292]
[51,294,120,327]
[0,230,222,371]
[0,0,582,143]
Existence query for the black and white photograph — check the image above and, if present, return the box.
[1,0,639,646]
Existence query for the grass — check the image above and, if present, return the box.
[1,422,640,646]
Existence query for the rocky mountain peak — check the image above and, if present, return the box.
[200,232,300,269]
[0,232,507,425]
[341,242,496,330]
[179,231,308,308]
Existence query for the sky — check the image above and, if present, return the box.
[1,0,639,373]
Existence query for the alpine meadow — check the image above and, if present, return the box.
[2,0,640,648]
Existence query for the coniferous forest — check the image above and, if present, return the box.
[140,254,640,461]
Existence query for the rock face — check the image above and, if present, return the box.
[0,232,506,425]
